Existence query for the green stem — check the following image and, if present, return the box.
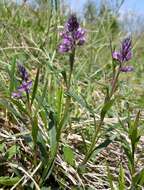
[82,118,104,165]
[68,49,75,88]
[26,91,31,113]
[81,66,121,165]
[42,49,76,181]
[57,49,75,138]
[26,92,37,166]
[109,67,120,98]
[131,143,136,185]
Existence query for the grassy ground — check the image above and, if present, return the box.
[0,1,144,189]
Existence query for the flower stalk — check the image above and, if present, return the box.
[42,15,86,180]
[81,37,133,165]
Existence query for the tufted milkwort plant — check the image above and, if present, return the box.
[77,37,134,166]
[41,14,86,181]
[10,63,41,165]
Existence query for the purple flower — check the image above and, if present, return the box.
[112,37,133,73]
[59,43,71,53]
[59,36,73,53]
[120,66,134,72]
[58,15,85,53]
[112,37,132,63]
[112,52,122,62]
[12,92,22,98]
[77,38,85,46]
[12,64,32,99]
[18,81,32,93]
[12,81,32,98]
[18,64,29,81]
[74,27,85,40]
[74,27,86,45]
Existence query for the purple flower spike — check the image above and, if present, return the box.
[18,81,32,93]
[112,37,132,63]
[58,15,85,53]
[18,64,29,81]
[12,64,32,99]
[120,66,134,72]
[67,15,79,32]
[112,37,133,73]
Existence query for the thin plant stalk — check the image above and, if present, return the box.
[42,49,75,181]
[82,65,121,165]
[57,48,75,141]
[82,37,133,165]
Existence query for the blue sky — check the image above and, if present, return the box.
[121,0,144,13]
[68,0,144,14]
[16,0,144,15]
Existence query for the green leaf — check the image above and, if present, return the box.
[5,145,18,160]
[32,114,38,145]
[94,138,113,156]
[56,87,64,124]
[67,89,88,109]
[138,125,144,137]
[101,99,115,119]
[0,143,4,152]
[63,145,75,166]
[31,67,40,105]
[129,110,141,168]
[0,176,20,186]
[133,168,144,186]
[11,98,28,115]
[36,75,48,112]
[118,164,126,190]
[129,111,140,146]
[80,130,88,154]
[0,99,22,119]
[106,161,115,190]
[49,111,57,157]
[121,140,133,172]
[37,133,48,160]
[40,110,48,129]
[42,111,57,181]
[61,70,67,86]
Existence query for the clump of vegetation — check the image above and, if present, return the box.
[0,0,144,189]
